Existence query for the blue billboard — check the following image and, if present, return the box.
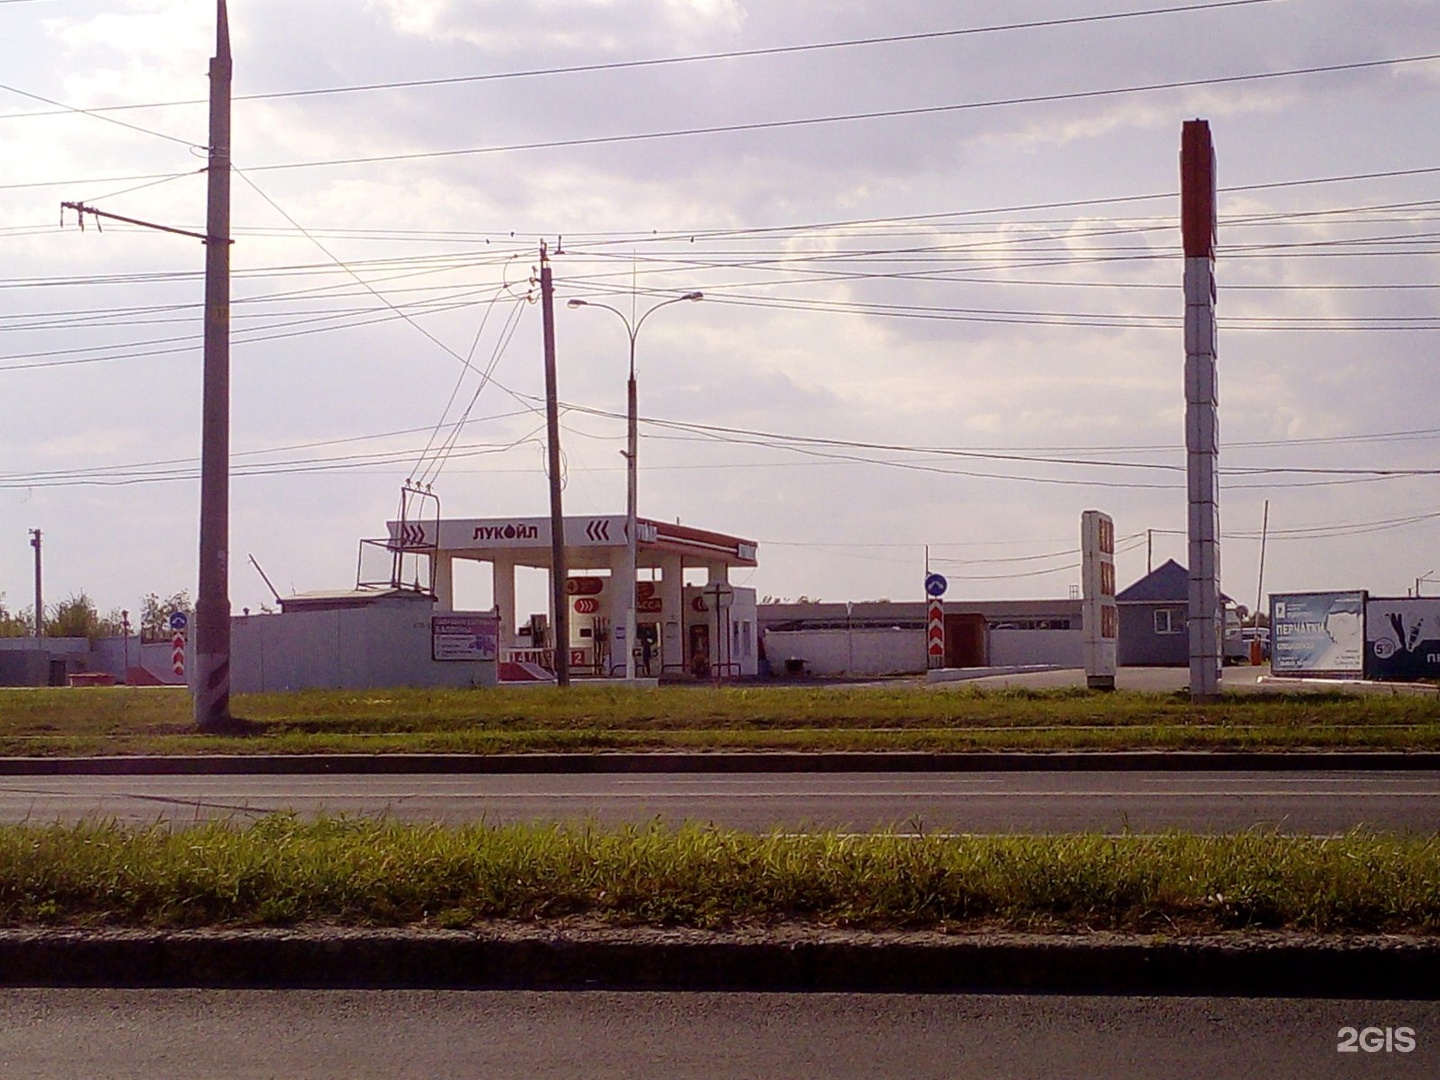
[1366,598,1440,681]
[1270,591,1366,676]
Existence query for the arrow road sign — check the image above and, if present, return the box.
[927,598,945,666]
[585,519,611,543]
[925,573,948,598]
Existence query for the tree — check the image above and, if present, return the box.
[46,591,125,642]
[0,593,32,637]
[140,591,193,643]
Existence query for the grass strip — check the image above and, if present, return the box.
[3,685,1440,756]
[2,817,1438,934]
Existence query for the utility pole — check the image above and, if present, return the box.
[29,529,42,639]
[539,242,570,686]
[1254,499,1269,627]
[194,0,234,730]
[59,2,234,726]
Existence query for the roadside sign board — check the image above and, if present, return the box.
[1270,591,1366,676]
[1366,597,1440,680]
[431,614,499,662]
[924,573,948,598]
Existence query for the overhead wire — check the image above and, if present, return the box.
[0,80,202,148]
[0,1,1291,119]
[214,51,1440,178]
[232,167,547,420]
[6,48,1438,193]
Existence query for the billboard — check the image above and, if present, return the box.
[431,614,499,662]
[1365,598,1440,681]
[1269,592,1366,676]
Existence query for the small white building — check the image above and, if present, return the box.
[231,589,497,693]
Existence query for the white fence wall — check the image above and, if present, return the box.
[765,628,924,676]
[765,626,1083,676]
[989,629,1083,668]
[232,605,496,692]
[91,637,186,684]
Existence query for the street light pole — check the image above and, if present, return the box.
[567,292,702,680]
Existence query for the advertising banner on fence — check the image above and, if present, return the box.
[1269,591,1366,676]
[1365,597,1440,681]
[431,614,500,662]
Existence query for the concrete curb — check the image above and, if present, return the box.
[2,750,1440,776]
[3,929,1437,997]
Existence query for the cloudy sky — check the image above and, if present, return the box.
[3,0,1439,623]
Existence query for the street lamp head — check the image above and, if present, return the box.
[682,291,703,301]
[566,299,587,309]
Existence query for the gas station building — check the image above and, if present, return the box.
[388,513,760,681]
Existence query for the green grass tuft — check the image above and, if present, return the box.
[1,817,1438,934]
[2,684,1439,756]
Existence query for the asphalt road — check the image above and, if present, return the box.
[2,770,1438,832]
[1,989,1435,1080]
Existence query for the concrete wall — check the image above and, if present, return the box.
[764,628,924,677]
[232,604,497,692]
[0,650,49,686]
[990,629,1083,668]
[0,637,91,686]
[90,637,184,684]
[763,625,1083,677]
[0,637,88,655]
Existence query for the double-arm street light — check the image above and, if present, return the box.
[567,291,702,680]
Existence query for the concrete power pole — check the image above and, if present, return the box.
[57,2,233,721]
[194,0,234,730]
[29,529,42,639]
[539,242,570,686]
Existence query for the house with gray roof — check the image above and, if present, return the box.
[1116,559,1235,666]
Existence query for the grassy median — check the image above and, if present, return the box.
[1,816,1437,934]
[1,683,1439,755]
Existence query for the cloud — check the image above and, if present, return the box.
[4,0,1440,616]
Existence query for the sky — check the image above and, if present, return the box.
[2,0,1439,625]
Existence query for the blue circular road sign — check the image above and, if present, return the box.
[168,611,189,631]
[924,573,948,598]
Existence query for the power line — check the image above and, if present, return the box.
[0,80,201,148]
[0,1,1289,119]
[225,51,1440,177]
[8,50,1434,193]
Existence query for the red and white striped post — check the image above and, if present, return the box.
[926,598,945,669]
[1181,118,1221,701]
